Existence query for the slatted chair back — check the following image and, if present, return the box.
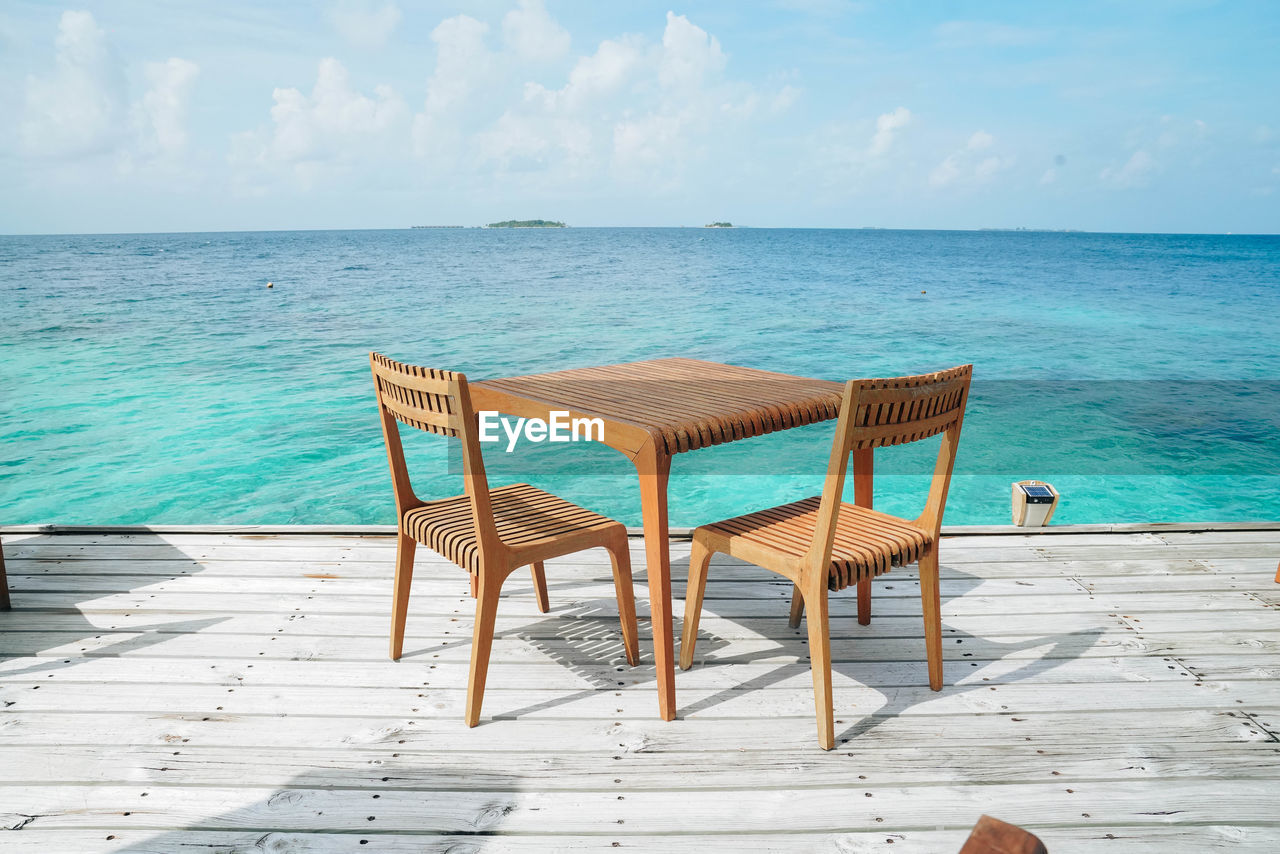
[369,352,497,563]
[806,365,973,573]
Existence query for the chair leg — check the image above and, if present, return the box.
[607,537,640,667]
[919,550,944,691]
[389,531,416,661]
[531,561,550,613]
[805,578,835,750]
[465,569,503,727]
[469,574,478,598]
[788,584,804,627]
[679,538,712,670]
[857,575,872,625]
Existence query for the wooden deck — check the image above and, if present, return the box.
[1,528,1278,852]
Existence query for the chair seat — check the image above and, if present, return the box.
[402,483,619,573]
[697,496,933,590]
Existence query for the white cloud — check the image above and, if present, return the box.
[424,15,492,114]
[1100,149,1155,188]
[476,111,592,173]
[613,112,685,169]
[502,0,570,63]
[135,58,200,155]
[868,106,911,157]
[22,11,127,157]
[974,155,1002,181]
[809,106,913,187]
[525,36,643,111]
[659,12,726,90]
[771,84,801,113]
[278,58,401,154]
[491,10,777,190]
[233,58,405,186]
[967,130,994,151]
[327,1,401,49]
[22,10,200,167]
[935,20,1046,47]
[412,15,495,159]
[930,155,961,188]
[1103,116,1204,190]
[930,131,1010,188]
[248,8,786,194]
[604,13,741,184]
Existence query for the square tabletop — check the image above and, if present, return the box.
[471,357,845,457]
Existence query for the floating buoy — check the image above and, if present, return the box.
[266,281,274,289]
[920,290,926,294]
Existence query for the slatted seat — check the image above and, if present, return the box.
[371,352,639,728]
[403,482,619,574]
[700,497,931,591]
[681,365,973,749]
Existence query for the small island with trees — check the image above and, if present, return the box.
[704,222,734,228]
[486,219,566,228]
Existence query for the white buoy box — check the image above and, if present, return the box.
[1012,480,1059,527]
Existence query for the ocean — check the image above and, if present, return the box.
[1,227,1277,527]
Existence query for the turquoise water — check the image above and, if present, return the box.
[1,228,1277,527]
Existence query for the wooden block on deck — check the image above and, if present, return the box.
[959,815,1048,854]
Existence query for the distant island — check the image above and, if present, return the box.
[486,220,566,228]
[704,222,734,228]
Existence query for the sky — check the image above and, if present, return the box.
[1,1,1278,234]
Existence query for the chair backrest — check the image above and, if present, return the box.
[807,365,973,571]
[369,353,497,560]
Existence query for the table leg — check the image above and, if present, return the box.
[636,442,676,721]
[853,448,873,626]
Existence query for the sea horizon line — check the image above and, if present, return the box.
[3,226,1278,238]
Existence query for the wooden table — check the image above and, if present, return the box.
[470,358,845,720]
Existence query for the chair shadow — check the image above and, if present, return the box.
[370,546,1108,745]
[80,760,528,853]
[0,533,230,680]
[403,590,647,721]
[666,553,1110,746]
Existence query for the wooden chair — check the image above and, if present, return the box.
[370,353,640,726]
[958,815,1048,853]
[680,365,973,749]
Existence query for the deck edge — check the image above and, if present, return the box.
[1,520,1279,539]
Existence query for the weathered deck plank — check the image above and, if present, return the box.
[6,826,1280,854]
[2,529,1279,851]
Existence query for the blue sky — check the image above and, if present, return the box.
[2,1,1277,233]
